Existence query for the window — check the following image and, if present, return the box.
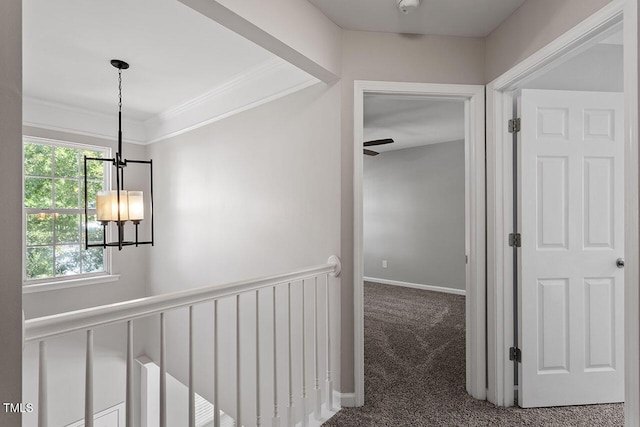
[23,138,111,282]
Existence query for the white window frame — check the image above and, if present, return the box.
[22,136,115,290]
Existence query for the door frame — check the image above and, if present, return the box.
[353,81,486,406]
[486,0,639,420]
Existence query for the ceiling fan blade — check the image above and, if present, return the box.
[363,149,380,156]
[363,138,394,147]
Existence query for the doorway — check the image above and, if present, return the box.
[352,81,486,406]
[487,1,639,421]
[362,95,467,297]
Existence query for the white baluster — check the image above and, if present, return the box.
[272,287,280,427]
[325,274,333,411]
[126,321,134,427]
[85,330,94,427]
[38,341,48,427]
[189,306,195,427]
[313,276,322,420]
[287,283,294,427]
[214,300,220,427]
[256,290,261,427]
[301,280,309,427]
[236,295,242,427]
[160,313,167,427]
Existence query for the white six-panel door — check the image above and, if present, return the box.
[519,89,624,408]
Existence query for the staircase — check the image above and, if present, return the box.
[24,256,342,427]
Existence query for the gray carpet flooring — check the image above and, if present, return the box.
[323,281,624,427]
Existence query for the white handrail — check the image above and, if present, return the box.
[25,256,341,343]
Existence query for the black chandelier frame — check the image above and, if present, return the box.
[83,59,154,251]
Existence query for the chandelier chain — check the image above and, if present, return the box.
[118,69,122,112]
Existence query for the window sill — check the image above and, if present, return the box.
[23,274,120,294]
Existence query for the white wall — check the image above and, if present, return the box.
[0,0,23,423]
[145,82,341,423]
[364,142,466,291]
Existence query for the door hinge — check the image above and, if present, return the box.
[509,347,522,363]
[509,233,521,247]
[508,118,521,133]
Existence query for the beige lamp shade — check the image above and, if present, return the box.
[96,190,131,221]
[128,191,144,221]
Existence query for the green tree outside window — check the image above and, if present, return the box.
[24,140,109,281]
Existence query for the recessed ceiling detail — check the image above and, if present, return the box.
[23,0,317,144]
[307,0,526,37]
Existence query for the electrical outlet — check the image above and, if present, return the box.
[382,260,388,268]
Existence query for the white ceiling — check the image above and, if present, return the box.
[23,0,308,123]
[307,0,526,37]
[364,95,464,153]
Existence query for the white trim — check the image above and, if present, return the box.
[21,136,114,287]
[485,0,638,411]
[363,277,466,296]
[65,401,125,427]
[23,97,148,144]
[152,59,285,121]
[333,390,355,408]
[485,87,512,407]
[353,80,486,407]
[297,406,340,427]
[138,356,159,427]
[23,274,120,294]
[25,258,340,342]
[623,0,639,425]
[144,63,318,144]
[22,135,114,152]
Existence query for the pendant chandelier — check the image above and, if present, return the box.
[83,59,154,250]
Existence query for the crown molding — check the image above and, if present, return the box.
[144,58,318,144]
[24,59,319,145]
[23,97,148,144]
[153,58,284,122]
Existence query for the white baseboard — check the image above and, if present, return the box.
[293,391,344,426]
[364,277,466,296]
[333,390,356,407]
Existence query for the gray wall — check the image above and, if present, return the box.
[364,142,466,290]
[147,81,340,292]
[485,0,614,82]
[8,0,622,409]
[339,30,486,392]
[338,0,618,393]
[0,0,23,424]
[522,44,623,92]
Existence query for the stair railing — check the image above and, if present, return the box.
[25,255,341,427]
